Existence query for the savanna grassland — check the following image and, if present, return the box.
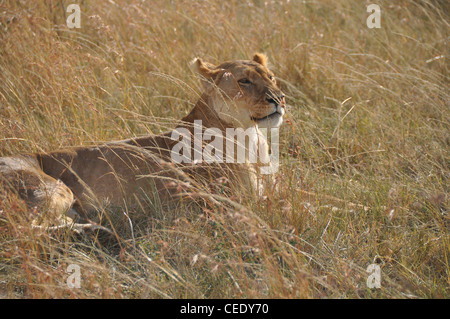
[0,0,448,298]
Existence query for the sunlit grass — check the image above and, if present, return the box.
[0,0,448,298]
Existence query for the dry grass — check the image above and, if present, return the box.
[0,0,448,298]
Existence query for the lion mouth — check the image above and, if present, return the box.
[251,109,283,122]
[251,112,278,121]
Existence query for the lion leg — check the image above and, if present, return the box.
[0,156,112,235]
[29,178,75,228]
[0,157,71,225]
[21,175,112,235]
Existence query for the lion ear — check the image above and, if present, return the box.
[252,53,268,67]
[191,58,220,79]
[191,58,223,91]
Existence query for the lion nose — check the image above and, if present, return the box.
[280,93,286,108]
[266,93,286,107]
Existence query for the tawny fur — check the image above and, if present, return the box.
[0,54,286,231]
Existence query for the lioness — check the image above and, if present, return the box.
[0,53,286,232]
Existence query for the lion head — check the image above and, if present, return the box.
[192,53,286,129]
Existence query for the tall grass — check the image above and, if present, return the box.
[0,0,448,298]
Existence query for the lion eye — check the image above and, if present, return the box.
[238,78,252,86]
[268,75,275,81]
